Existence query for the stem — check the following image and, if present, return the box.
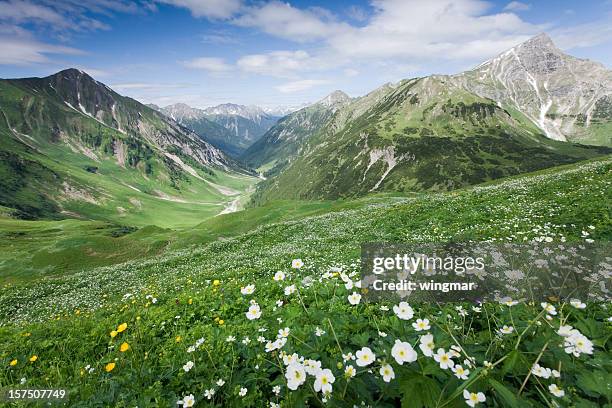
[518,341,549,395]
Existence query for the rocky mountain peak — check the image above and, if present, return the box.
[317,90,350,108]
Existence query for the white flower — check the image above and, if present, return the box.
[204,389,215,400]
[380,364,395,382]
[345,280,354,290]
[563,331,594,357]
[292,259,304,269]
[195,337,205,347]
[278,327,290,338]
[239,387,247,397]
[284,285,296,296]
[303,359,322,376]
[356,347,375,367]
[273,271,286,281]
[380,305,389,311]
[570,299,586,309]
[531,363,551,379]
[20,377,26,384]
[378,331,387,338]
[177,394,195,407]
[282,353,299,366]
[342,352,355,362]
[285,363,307,390]
[393,302,414,320]
[463,390,486,407]
[273,337,287,350]
[246,304,262,320]
[226,335,236,342]
[452,365,470,380]
[216,378,225,387]
[498,325,514,335]
[242,337,251,345]
[548,384,565,398]
[315,327,326,337]
[272,385,281,395]
[344,365,356,378]
[552,369,561,378]
[391,339,417,365]
[276,300,283,307]
[314,368,335,394]
[433,348,455,370]
[419,334,435,357]
[241,284,255,295]
[270,403,280,408]
[412,318,430,331]
[348,292,362,305]
[182,361,194,372]
[500,297,518,307]
[557,325,577,337]
[541,302,557,315]
[186,346,195,353]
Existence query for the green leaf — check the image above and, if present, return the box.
[576,371,612,399]
[488,378,525,408]
[399,374,442,408]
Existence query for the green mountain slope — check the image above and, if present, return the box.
[250,38,611,203]
[0,69,255,223]
[240,91,351,171]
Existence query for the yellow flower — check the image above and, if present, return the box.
[218,319,225,325]
[214,317,219,322]
[175,336,182,343]
[105,362,115,372]
[117,323,128,333]
[136,316,141,321]
[29,355,38,362]
[213,279,221,286]
[75,310,80,315]
[9,359,17,366]
[119,342,130,352]
[110,330,118,338]
[188,298,193,305]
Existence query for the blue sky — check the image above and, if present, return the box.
[1,0,611,109]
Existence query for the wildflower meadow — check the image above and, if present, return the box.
[1,159,610,407]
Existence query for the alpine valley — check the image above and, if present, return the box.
[1,31,611,408]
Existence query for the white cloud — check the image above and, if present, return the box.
[550,19,612,50]
[503,2,531,12]
[328,0,540,61]
[233,1,348,42]
[226,0,542,80]
[237,50,320,78]
[0,29,83,65]
[343,68,359,77]
[346,5,368,22]
[157,0,242,19]
[181,57,233,72]
[0,0,66,25]
[275,79,331,93]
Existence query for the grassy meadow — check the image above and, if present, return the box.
[0,158,610,406]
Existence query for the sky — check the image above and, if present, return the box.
[0,0,611,109]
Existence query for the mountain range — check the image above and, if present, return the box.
[249,34,611,203]
[155,102,282,157]
[0,68,252,223]
[0,34,610,221]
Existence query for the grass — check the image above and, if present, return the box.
[0,158,610,407]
